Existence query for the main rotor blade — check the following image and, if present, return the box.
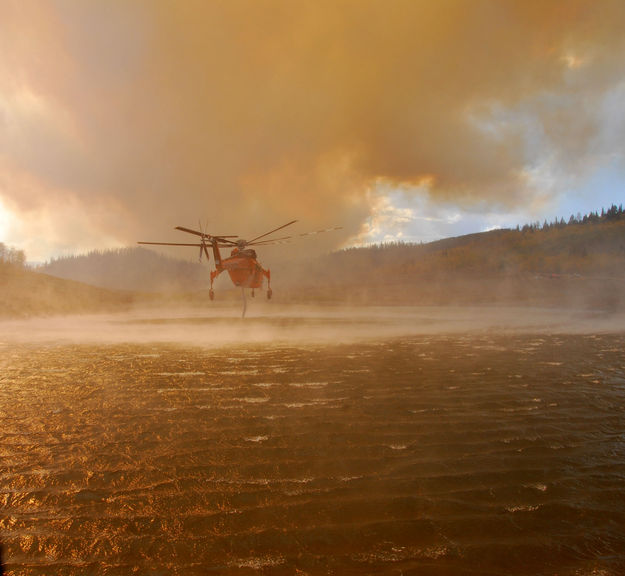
[298,225,343,237]
[248,235,292,246]
[175,226,204,237]
[246,220,298,244]
[138,241,203,247]
[248,239,292,246]
[213,237,239,246]
[175,226,238,239]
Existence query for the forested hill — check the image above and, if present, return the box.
[39,247,207,292]
[276,208,625,308]
[319,211,625,281]
[0,266,133,318]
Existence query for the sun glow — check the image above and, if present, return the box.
[0,197,12,241]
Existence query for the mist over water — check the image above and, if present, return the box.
[1,306,625,574]
[0,304,624,346]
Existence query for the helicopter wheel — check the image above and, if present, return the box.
[267,288,272,300]
[209,289,215,301]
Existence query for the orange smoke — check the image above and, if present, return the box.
[1,1,624,257]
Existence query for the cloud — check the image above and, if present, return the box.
[350,186,538,246]
[1,0,625,259]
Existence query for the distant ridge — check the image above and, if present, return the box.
[39,247,208,293]
[0,267,134,318]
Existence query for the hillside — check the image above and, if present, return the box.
[39,247,207,292]
[0,267,135,318]
[321,219,625,281]
[276,216,625,309]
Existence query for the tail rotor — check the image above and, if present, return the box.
[198,220,211,263]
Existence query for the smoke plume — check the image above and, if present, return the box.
[1,1,624,259]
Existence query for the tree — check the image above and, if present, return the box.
[0,243,26,269]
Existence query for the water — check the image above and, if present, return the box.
[1,311,625,575]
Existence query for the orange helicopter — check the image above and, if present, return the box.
[138,220,341,301]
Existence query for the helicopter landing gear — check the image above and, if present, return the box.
[267,288,272,300]
[209,289,214,301]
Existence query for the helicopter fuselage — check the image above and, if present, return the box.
[210,243,269,290]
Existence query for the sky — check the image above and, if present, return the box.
[1,0,625,262]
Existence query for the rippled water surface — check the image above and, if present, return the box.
[1,313,625,575]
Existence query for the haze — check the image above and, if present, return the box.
[1,1,625,260]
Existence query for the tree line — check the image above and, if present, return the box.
[518,204,624,232]
[0,243,26,269]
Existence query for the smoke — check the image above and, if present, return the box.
[1,1,625,259]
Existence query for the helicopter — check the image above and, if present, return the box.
[138,220,341,303]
